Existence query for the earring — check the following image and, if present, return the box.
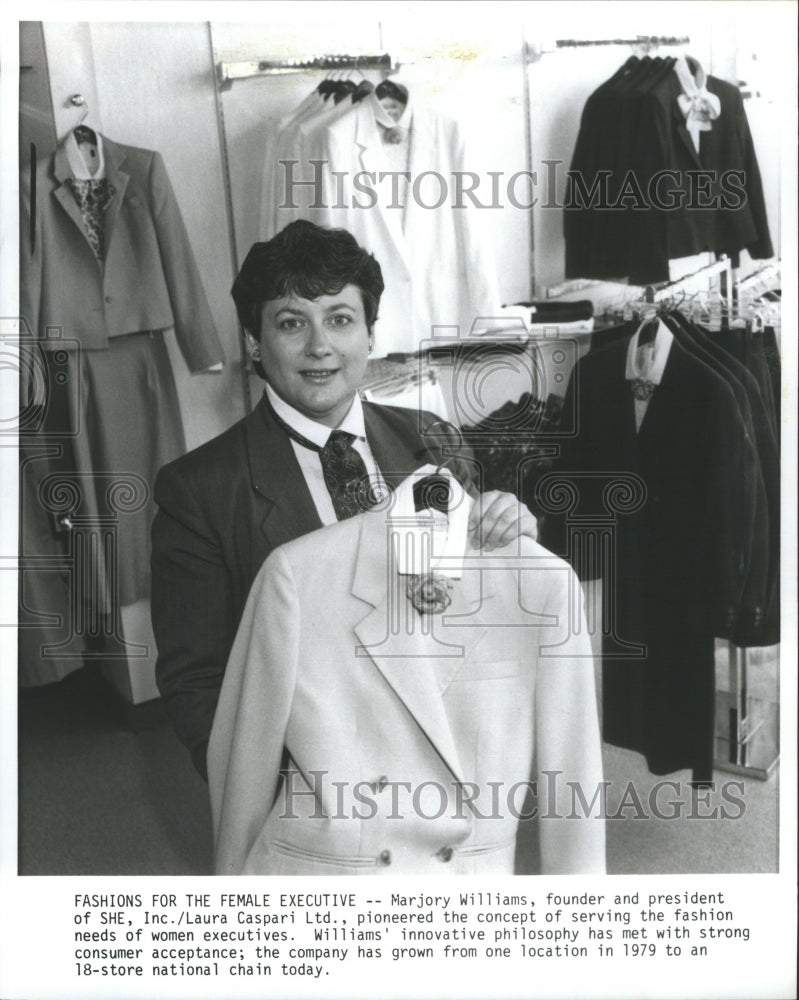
[367,339,374,355]
[250,344,261,362]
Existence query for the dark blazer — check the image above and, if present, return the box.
[20,134,224,370]
[151,395,447,777]
[565,69,774,285]
[541,334,765,779]
[662,314,778,646]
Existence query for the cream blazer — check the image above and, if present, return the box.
[260,94,501,355]
[208,509,606,876]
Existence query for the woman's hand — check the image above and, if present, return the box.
[468,491,539,550]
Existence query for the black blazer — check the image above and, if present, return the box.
[541,334,766,778]
[565,70,773,284]
[552,333,764,632]
[151,395,446,777]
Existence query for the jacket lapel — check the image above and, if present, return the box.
[364,402,435,489]
[401,106,437,258]
[604,336,641,459]
[51,144,96,255]
[352,510,489,786]
[101,137,130,254]
[671,91,704,170]
[636,335,684,448]
[245,395,323,578]
[354,98,410,268]
[51,136,131,264]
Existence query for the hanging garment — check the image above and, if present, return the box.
[208,505,605,875]
[661,313,779,646]
[19,133,225,686]
[20,133,224,364]
[151,394,464,778]
[564,56,773,284]
[259,84,501,354]
[581,312,779,643]
[542,323,767,781]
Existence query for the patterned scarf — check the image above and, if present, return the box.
[66,178,116,261]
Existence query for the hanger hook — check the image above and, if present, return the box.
[67,94,89,127]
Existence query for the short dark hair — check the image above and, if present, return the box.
[231,220,384,339]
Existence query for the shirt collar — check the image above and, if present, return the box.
[373,93,413,131]
[625,318,674,385]
[64,130,106,180]
[265,383,366,449]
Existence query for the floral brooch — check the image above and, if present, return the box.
[406,572,453,615]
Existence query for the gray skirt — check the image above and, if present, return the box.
[19,331,185,686]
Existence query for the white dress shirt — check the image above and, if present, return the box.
[265,384,385,525]
[625,318,674,431]
[65,129,105,178]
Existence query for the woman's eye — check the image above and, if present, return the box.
[278,318,304,331]
[328,314,352,327]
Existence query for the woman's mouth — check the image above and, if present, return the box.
[300,369,338,383]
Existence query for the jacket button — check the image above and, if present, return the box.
[437,847,453,862]
[104,295,112,304]
[379,849,392,866]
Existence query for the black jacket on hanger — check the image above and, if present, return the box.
[565,64,774,284]
[541,327,765,781]
[664,314,779,646]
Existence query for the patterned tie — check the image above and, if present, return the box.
[67,178,116,261]
[629,377,657,401]
[264,396,380,520]
[320,430,379,520]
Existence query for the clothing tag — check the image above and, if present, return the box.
[388,465,471,579]
[635,341,656,373]
[78,141,100,173]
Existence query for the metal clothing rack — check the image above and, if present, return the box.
[216,53,399,90]
[581,256,735,327]
[650,255,733,305]
[526,35,690,62]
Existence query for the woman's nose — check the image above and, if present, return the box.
[305,322,333,356]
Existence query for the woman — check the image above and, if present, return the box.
[151,220,540,778]
[155,220,605,875]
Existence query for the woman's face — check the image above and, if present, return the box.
[256,284,371,428]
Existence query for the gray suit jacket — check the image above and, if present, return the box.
[20,134,224,370]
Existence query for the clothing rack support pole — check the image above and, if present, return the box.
[207,22,252,414]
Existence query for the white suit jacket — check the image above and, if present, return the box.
[208,508,605,876]
[259,93,501,355]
